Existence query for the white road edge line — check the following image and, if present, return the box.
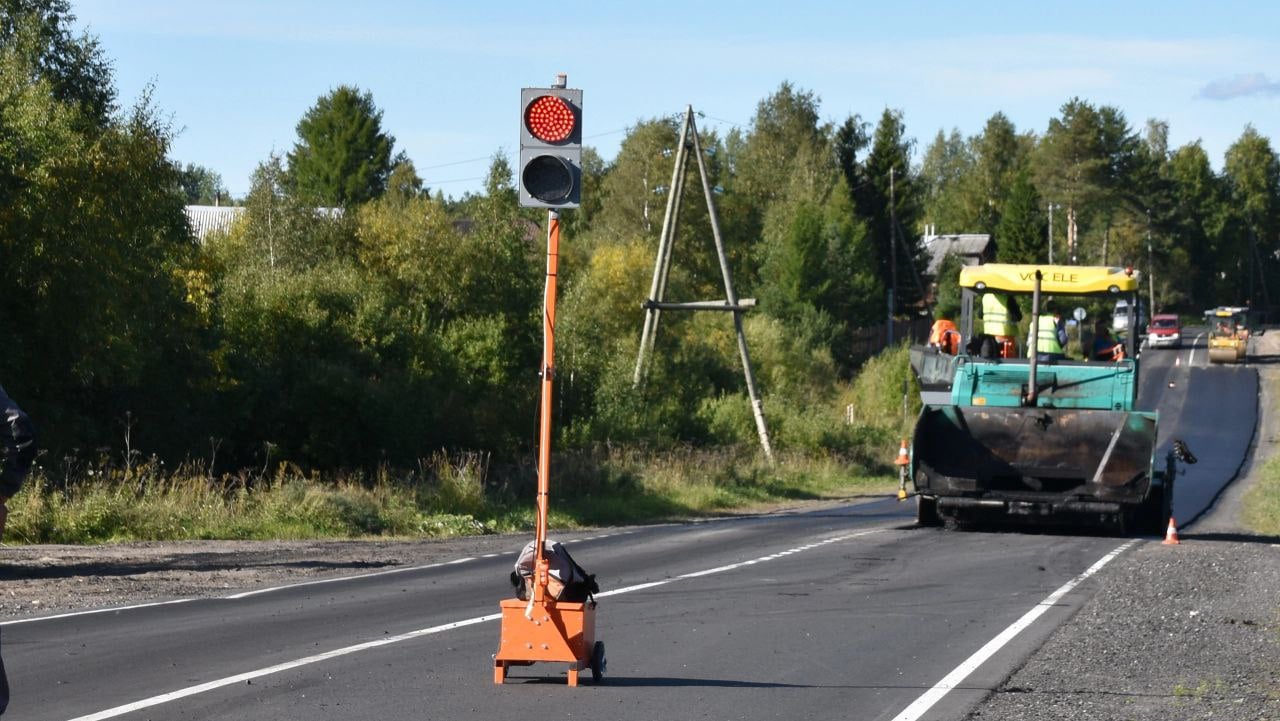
[224,559,457,600]
[9,554,508,624]
[2,560,473,623]
[65,612,504,721]
[65,528,883,721]
[3,599,198,626]
[890,539,1138,721]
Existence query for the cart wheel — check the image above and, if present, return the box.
[590,641,606,683]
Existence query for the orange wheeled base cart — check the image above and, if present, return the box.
[493,598,604,686]
[494,191,605,686]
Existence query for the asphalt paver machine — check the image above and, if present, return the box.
[910,264,1193,532]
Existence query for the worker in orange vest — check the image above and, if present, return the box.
[928,318,961,355]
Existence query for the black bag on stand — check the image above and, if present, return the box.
[509,539,599,603]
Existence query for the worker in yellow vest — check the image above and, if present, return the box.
[1028,302,1068,362]
[980,292,1021,357]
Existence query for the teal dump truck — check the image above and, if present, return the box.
[910,264,1191,532]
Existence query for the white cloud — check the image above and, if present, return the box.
[1199,73,1280,100]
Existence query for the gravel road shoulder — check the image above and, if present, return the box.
[968,332,1280,721]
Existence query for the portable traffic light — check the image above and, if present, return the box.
[519,86,582,208]
[496,82,603,689]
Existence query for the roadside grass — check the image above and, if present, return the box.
[4,448,894,545]
[1243,375,1280,537]
[5,459,496,543]
[549,446,892,525]
[1172,678,1226,702]
[4,346,911,545]
[1243,454,1280,537]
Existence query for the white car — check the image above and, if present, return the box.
[1112,299,1147,335]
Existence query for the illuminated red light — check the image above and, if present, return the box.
[525,95,576,143]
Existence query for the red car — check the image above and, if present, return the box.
[1148,314,1182,349]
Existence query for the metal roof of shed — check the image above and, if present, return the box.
[922,233,993,276]
[185,205,245,242]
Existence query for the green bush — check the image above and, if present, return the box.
[841,342,918,436]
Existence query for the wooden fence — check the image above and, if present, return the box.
[850,316,933,362]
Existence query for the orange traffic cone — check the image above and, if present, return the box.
[1162,517,1180,545]
[895,440,910,500]
[894,439,910,467]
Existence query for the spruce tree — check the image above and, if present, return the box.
[858,109,927,310]
[287,85,395,207]
[997,169,1046,264]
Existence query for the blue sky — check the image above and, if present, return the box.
[72,1,1279,200]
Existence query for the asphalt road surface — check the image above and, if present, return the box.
[1136,326,1259,523]
[5,331,1259,721]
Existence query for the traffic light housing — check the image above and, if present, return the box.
[519,87,582,208]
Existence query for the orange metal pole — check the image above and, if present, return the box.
[533,210,560,603]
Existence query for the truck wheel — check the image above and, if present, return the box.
[916,495,942,526]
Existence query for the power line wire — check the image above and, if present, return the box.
[418,155,494,170]
[422,175,486,185]
[416,125,629,174]
[585,127,627,140]
[697,112,747,129]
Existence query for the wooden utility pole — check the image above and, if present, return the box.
[1048,202,1055,263]
[633,106,773,461]
[1067,205,1078,264]
[1146,211,1156,314]
[888,167,897,346]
